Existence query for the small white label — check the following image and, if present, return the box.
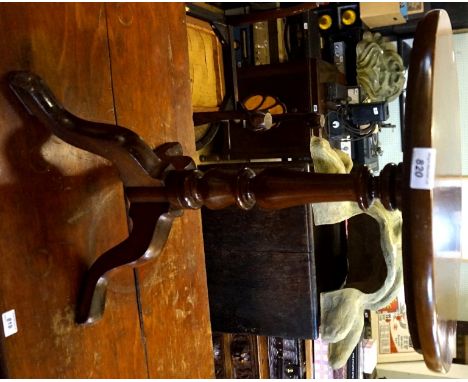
[313,104,318,112]
[303,22,308,30]
[340,140,352,156]
[2,310,18,337]
[410,148,436,190]
[373,107,378,115]
[347,88,359,104]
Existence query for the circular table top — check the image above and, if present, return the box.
[403,9,462,373]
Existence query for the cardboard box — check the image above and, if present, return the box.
[360,2,407,29]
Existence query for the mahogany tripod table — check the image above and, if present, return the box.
[6,7,462,375]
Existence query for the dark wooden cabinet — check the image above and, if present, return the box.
[204,203,318,339]
[222,58,344,161]
[202,162,348,340]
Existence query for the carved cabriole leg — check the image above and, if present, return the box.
[8,71,197,325]
[76,203,183,324]
[8,71,166,187]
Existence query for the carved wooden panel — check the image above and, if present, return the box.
[212,333,307,379]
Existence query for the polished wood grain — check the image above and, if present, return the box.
[402,9,457,373]
[0,3,147,378]
[105,3,214,378]
[128,161,401,213]
[0,3,214,378]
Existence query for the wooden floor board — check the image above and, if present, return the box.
[0,3,213,377]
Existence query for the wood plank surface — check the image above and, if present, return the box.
[0,3,147,378]
[0,3,213,378]
[105,3,214,378]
